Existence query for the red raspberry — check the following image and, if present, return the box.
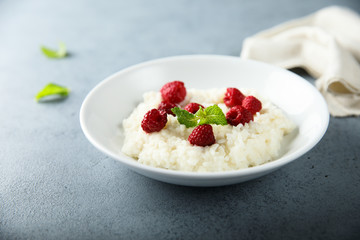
[184,102,204,114]
[141,109,167,133]
[158,101,177,116]
[188,124,216,147]
[223,88,245,107]
[226,105,253,126]
[242,96,262,114]
[160,81,186,104]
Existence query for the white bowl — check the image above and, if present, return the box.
[80,55,329,187]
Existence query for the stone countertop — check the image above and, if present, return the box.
[1,0,359,239]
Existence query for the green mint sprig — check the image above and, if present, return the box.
[35,83,70,102]
[171,105,227,128]
[41,42,67,58]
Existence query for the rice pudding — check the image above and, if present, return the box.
[121,86,295,172]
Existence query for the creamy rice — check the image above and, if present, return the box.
[121,88,295,172]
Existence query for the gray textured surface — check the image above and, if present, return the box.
[1,0,360,239]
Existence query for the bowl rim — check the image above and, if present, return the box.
[80,54,329,179]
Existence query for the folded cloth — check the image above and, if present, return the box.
[241,6,360,117]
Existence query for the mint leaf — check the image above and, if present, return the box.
[171,107,198,128]
[194,107,207,125]
[41,42,67,58]
[202,105,228,125]
[35,83,70,102]
[172,105,228,128]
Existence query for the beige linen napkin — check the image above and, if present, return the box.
[241,6,360,117]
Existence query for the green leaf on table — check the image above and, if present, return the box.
[41,42,67,58]
[35,83,70,102]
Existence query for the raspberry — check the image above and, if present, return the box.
[242,96,262,114]
[188,124,216,146]
[184,102,204,114]
[223,88,245,108]
[226,105,253,126]
[160,81,186,104]
[141,109,167,133]
[158,101,177,116]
